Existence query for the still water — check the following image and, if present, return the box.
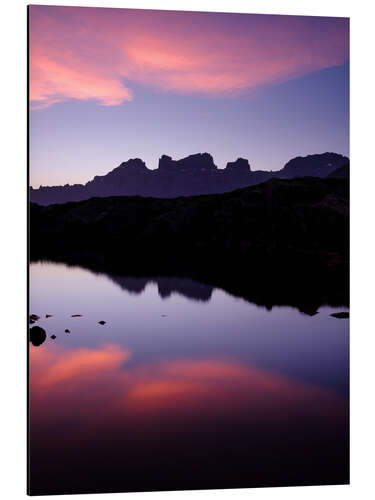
[29,261,349,495]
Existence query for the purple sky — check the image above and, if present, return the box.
[29,6,349,187]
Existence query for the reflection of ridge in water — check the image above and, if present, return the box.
[32,258,349,313]
[108,275,213,302]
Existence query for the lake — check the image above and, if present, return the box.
[29,260,349,495]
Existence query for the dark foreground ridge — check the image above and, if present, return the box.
[31,176,349,312]
[30,152,349,205]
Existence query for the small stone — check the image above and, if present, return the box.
[330,312,349,319]
[98,321,106,325]
[50,334,56,339]
[65,329,70,333]
[30,314,40,323]
[30,326,46,346]
[71,314,82,317]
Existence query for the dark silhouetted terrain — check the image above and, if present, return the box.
[327,163,349,179]
[31,176,349,312]
[30,152,349,205]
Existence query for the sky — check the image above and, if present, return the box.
[29,5,349,188]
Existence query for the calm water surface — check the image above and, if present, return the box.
[29,261,349,495]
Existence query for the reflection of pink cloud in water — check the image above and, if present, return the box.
[29,342,349,493]
[30,343,130,386]
[29,342,346,423]
[29,6,349,109]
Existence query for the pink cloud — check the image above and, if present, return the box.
[29,6,349,109]
[30,54,132,109]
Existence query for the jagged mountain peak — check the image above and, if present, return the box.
[158,152,217,171]
[30,152,349,205]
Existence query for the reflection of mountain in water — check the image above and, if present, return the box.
[32,256,348,315]
[108,275,213,302]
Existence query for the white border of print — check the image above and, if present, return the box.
[1,1,374,500]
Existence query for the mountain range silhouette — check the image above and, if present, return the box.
[30,152,349,205]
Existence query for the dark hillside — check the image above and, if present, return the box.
[30,177,349,312]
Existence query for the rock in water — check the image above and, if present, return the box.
[71,314,82,317]
[30,326,46,346]
[50,334,56,339]
[30,314,40,323]
[301,309,319,316]
[98,321,106,325]
[330,312,349,319]
[65,329,71,333]
[45,314,53,318]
